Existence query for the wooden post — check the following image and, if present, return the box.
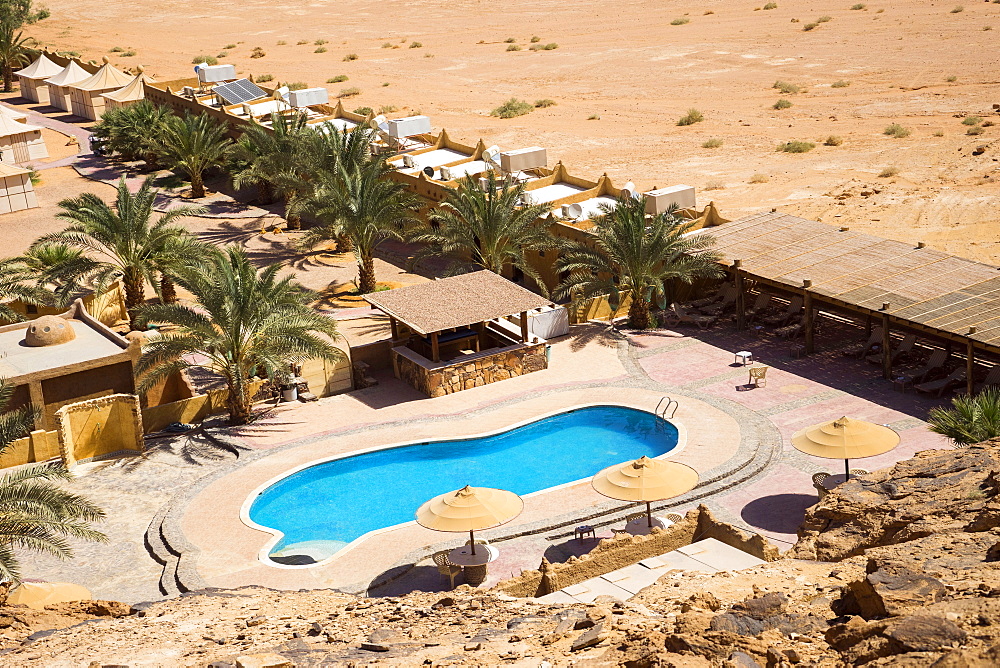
[803,279,814,354]
[734,260,745,331]
[389,316,398,342]
[968,327,977,396]
[520,311,529,343]
[431,332,440,362]
[881,303,892,380]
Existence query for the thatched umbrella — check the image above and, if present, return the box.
[592,456,698,528]
[415,485,523,555]
[791,416,900,478]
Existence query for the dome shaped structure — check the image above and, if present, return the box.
[24,316,76,347]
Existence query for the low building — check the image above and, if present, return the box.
[44,59,91,113]
[14,53,64,105]
[101,67,154,111]
[0,163,38,215]
[364,271,553,397]
[0,300,140,430]
[68,57,133,121]
[0,114,47,163]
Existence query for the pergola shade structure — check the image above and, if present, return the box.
[364,271,554,397]
[0,115,47,163]
[67,58,133,121]
[697,211,1000,393]
[15,54,64,105]
[44,60,91,112]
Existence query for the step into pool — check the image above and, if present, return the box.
[247,405,680,564]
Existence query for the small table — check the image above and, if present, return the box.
[625,516,673,536]
[448,544,499,567]
[893,375,914,393]
[735,351,754,366]
[574,525,596,542]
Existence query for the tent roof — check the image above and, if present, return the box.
[0,105,28,122]
[0,163,30,178]
[101,70,153,103]
[70,59,132,92]
[0,114,40,138]
[45,60,90,87]
[15,53,64,80]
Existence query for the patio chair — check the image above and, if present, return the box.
[974,365,1000,394]
[812,472,830,498]
[743,292,773,324]
[699,285,738,316]
[465,539,490,547]
[907,349,949,384]
[849,469,869,476]
[762,296,803,327]
[667,304,717,330]
[866,333,916,366]
[625,512,646,524]
[432,550,462,589]
[842,326,884,359]
[663,512,683,523]
[683,283,732,310]
[915,367,966,397]
[748,365,769,388]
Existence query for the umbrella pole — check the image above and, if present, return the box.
[469,529,476,556]
[845,458,850,479]
[647,501,653,528]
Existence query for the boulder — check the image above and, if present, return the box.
[884,615,967,653]
[235,654,293,668]
[571,622,608,651]
[845,562,947,618]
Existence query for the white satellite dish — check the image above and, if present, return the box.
[403,154,416,169]
[567,203,584,219]
[621,181,638,200]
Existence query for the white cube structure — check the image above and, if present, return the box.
[499,146,546,173]
[14,54,64,105]
[0,163,39,215]
[644,185,696,214]
[288,87,329,108]
[197,64,237,84]
[386,115,431,138]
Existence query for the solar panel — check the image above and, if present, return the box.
[213,79,267,106]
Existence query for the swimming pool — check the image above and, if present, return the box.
[246,405,681,564]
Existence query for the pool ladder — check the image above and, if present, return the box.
[655,396,678,420]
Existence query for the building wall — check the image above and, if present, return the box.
[38,361,136,430]
[393,343,547,398]
[19,77,50,105]
[0,130,47,164]
[55,393,144,467]
[0,168,38,215]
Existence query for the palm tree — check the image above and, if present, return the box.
[408,171,559,291]
[156,112,231,198]
[92,100,173,167]
[0,379,106,584]
[0,24,31,93]
[307,124,375,177]
[300,158,420,294]
[556,195,724,330]
[32,176,205,329]
[0,257,53,322]
[928,388,1000,446]
[135,247,344,425]
[229,113,320,229]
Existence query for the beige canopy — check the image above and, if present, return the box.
[7,581,91,610]
[416,485,523,555]
[15,53,63,80]
[0,105,27,123]
[44,59,89,87]
[0,114,40,139]
[791,416,900,477]
[592,456,699,528]
[101,68,153,105]
[69,57,132,92]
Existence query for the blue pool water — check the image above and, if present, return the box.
[248,405,679,560]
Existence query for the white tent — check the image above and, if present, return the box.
[45,60,90,112]
[0,105,28,123]
[0,115,48,163]
[101,67,154,112]
[68,58,133,121]
[0,163,39,215]
[15,54,64,105]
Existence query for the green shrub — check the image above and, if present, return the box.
[879,165,899,177]
[804,22,819,30]
[297,40,309,45]
[491,98,534,118]
[379,104,398,114]
[763,2,777,9]
[773,80,801,94]
[287,82,308,91]
[824,135,843,146]
[338,87,361,97]
[327,75,348,83]
[968,125,985,135]
[216,52,227,58]
[946,75,957,82]
[257,74,274,83]
[702,138,723,148]
[587,114,600,120]
[409,41,422,48]
[122,50,136,57]
[677,108,704,125]
[749,173,770,183]
[773,98,792,109]
[851,3,866,9]
[507,44,521,51]
[382,42,393,48]
[382,82,390,87]
[543,43,558,50]
[962,116,982,126]
[315,39,328,45]
[109,46,124,52]
[314,47,327,53]
[353,106,373,115]
[530,36,540,43]
[933,130,944,137]
[192,55,218,65]
[225,43,237,49]
[884,123,911,138]
[817,15,832,22]
[777,140,815,153]
[277,40,288,46]
[343,53,358,61]
[250,47,265,59]
[832,79,850,88]
[534,99,556,108]
[504,37,516,43]
[951,5,964,12]
[671,17,690,25]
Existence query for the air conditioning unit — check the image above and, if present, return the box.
[287,87,329,108]
[643,185,697,214]
[500,146,546,173]
[387,115,431,138]
[181,86,196,98]
[197,64,237,83]
[439,166,453,181]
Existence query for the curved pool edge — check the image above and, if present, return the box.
[239,401,688,570]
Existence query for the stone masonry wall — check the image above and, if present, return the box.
[394,343,547,398]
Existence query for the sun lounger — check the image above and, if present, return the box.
[762,296,803,326]
[699,284,738,315]
[974,365,1000,394]
[683,283,732,310]
[915,367,966,397]
[905,349,948,384]
[774,309,818,339]
[866,333,916,366]
[666,304,717,330]
[841,326,884,359]
[743,292,772,324]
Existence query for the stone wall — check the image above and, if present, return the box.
[491,505,779,598]
[393,343,547,398]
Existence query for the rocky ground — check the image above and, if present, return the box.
[7,444,1000,666]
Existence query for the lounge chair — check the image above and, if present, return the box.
[974,365,1000,394]
[812,472,830,498]
[915,367,966,397]
[905,349,948,384]
[867,333,916,366]
[743,292,773,324]
[762,296,803,327]
[842,326,884,359]
[432,550,462,589]
[774,309,818,339]
[683,283,733,310]
[699,285,738,316]
[748,365,769,387]
[667,304,717,330]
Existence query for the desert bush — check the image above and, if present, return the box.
[382,42,393,48]
[824,135,844,146]
[962,116,982,126]
[192,55,218,65]
[122,50,136,57]
[225,43,237,49]
[504,37,516,43]
[677,108,704,125]
[879,165,900,177]
[946,75,957,82]
[491,98,534,118]
[382,82,390,87]
[315,39,328,45]
[763,2,777,9]
[984,121,995,127]
[530,36,540,43]
[671,17,690,25]
[353,106,373,115]
[327,75,348,83]
[804,22,819,30]
[884,123,911,138]
[951,5,964,12]
[534,99,556,108]
[705,180,726,190]
[216,52,227,58]
[257,74,274,82]
[777,140,815,153]
[109,46,124,52]
[933,130,944,136]
[773,80,801,94]
[277,40,288,46]
[251,47,266,59]
[379,104,398,113]
[338,87,361,97]
[287,82,308,90]
[424,53,434,58]
[985,26,993,31]
[543,43,558,50]
[343,53,358,61]
[410,41,422,48]
[832,79,850,88]
[702,138,723,148]
[968,125,985,135]
[704,9,714,14]
[314,47,327,53]
[507,44,521,51]
[297,40,309,45]
[817,15,832,22]
[588,114,600,120]
[773,98,792,109]
[851,3,866,9]
[749,173,770,183]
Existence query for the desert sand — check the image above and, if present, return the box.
[22,0,1000,260]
